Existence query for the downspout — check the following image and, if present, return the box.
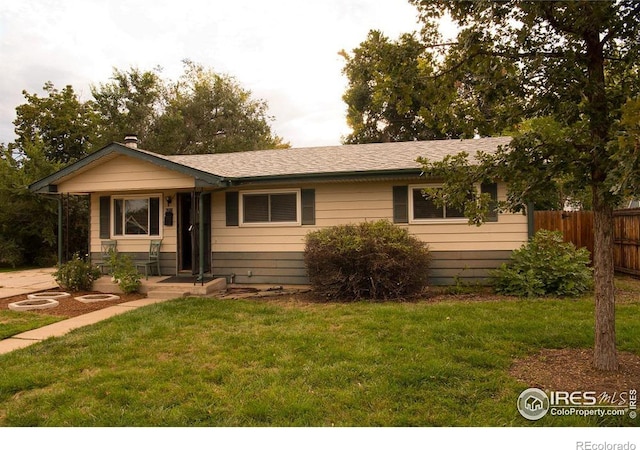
[197,191,205,285]
[527,201,535,239]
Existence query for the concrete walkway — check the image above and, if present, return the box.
[0,268,171,355]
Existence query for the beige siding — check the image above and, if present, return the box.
[89,192,179,254]
[211,180,528,253]
[58,155,195,193]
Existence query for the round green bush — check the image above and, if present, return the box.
[304,220,430,300]
[491,229,593,297]
[53,254,101,292]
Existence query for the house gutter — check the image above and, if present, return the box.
[223,168,423,187]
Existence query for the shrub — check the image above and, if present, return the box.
[109,252,142,294]
[53,254,101,291]
[491,230,593,297]
[304,220,430,300]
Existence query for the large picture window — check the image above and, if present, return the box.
[113,195,161,237]
[241,190,300,225]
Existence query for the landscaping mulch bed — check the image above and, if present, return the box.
[511,348,640,393]
[0,290,146,318]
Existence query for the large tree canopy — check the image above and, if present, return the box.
[340,28,523,144]
[410,0,640,371]
[91,67,164,148]
[145,61,288,154]
[12,82,98,164]
[91,61,288,154]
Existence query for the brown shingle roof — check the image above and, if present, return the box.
[161,137,511,180]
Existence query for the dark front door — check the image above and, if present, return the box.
[178,192,211,274]
[178,193,193,272]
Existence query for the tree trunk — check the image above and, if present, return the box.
[592,187,618,371]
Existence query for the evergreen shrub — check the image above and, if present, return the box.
[304,220,430,300]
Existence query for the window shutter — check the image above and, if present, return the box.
[149,197,160,235]
[392,186,408,223]
[225,191,239,226]
[301,189,315,225]
[99,196,110,239]
[481,182,499,222]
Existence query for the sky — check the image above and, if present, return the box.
[0,0,434,149]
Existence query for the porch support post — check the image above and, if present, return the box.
[198,191,205,285]
[58,196,64,265]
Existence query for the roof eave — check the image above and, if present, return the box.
[29,143,226,194]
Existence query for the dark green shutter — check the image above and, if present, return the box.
[393,186,409,223]
[99,196,110,238]
[481,183,498,222]
[225,191,239,226]
[301,189,315,225]
[150,197,160,235]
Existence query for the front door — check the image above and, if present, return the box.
[178,192,211,274]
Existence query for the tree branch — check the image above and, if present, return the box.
[600,2,640,47]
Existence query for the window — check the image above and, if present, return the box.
[241,190,300,225]
[113,195,161,237]
[410,186,466,222]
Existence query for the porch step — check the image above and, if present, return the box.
[93,276,227,299]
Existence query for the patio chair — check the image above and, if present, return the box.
[97,240,117,274]
[136,239,162,279]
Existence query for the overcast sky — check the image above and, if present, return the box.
[0,0,439,149]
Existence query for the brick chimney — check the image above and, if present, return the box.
[124,135,138,149]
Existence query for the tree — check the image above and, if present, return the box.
[12,82,98,164]
[340,29,523,144]
[0,139,61,266]
[411,0,640,370]
[91,61,288,154]
[148,60,288,154]
[91,67,164,148]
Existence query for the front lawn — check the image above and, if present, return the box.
[0,310,60,340]
[0,289,638,426]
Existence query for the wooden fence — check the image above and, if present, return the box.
[534,210,594,258]
[613,208,640,277]
[534,209,640,277]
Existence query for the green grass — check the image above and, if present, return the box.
[0,310,61,340]
[0,289,638,427]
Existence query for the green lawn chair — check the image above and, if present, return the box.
[97,240,117,274]
[136,240,162,279]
